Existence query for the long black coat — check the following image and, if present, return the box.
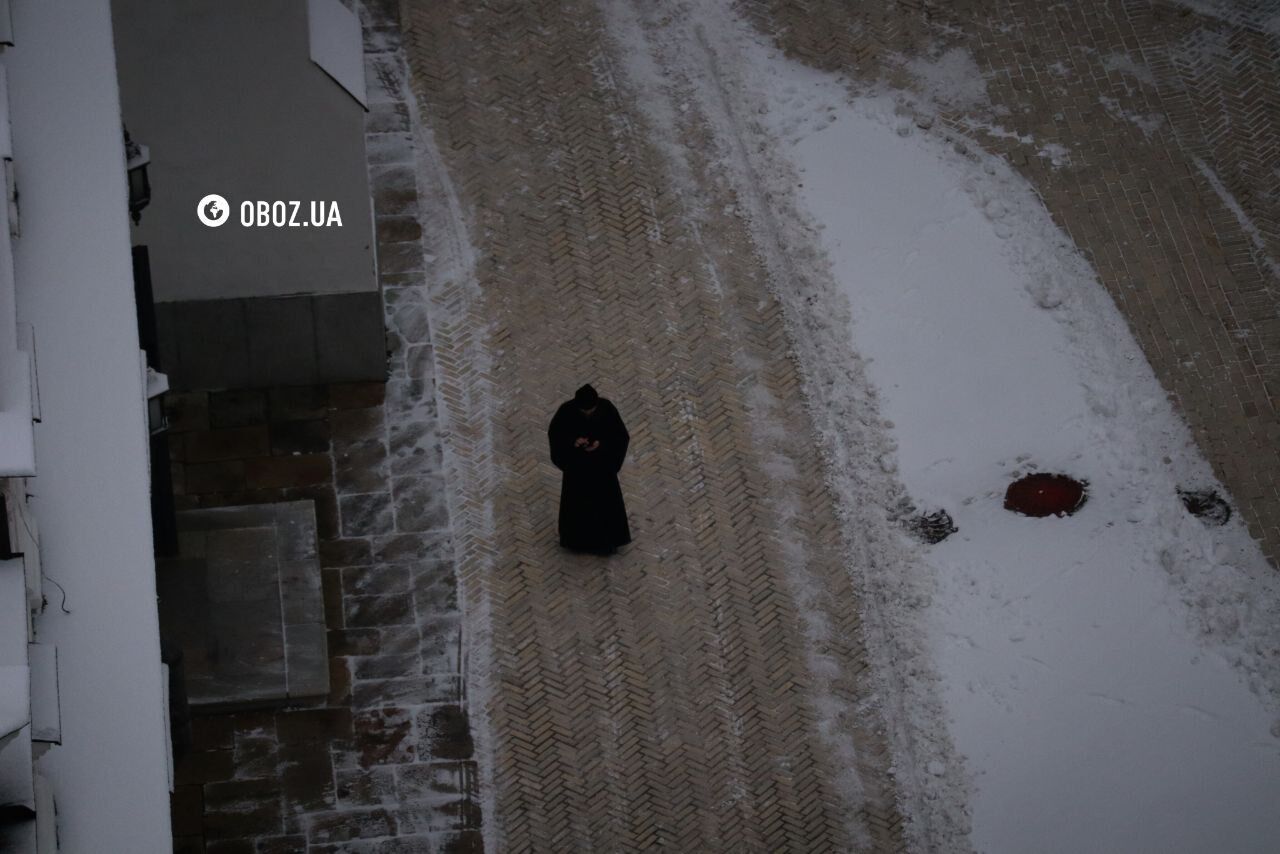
[548,398,632,553]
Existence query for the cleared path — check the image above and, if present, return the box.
[401,0,907,850]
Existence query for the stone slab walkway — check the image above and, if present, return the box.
[164,378,476,854]
[163,6,480,852]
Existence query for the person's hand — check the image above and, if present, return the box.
[574,437,588,448]
[585,440,601,452]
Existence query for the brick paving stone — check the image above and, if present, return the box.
[191,716,237,751]
[344,594,417,629]
[386,421,442,478]
[275,708,354,744]
[231,736,279,780]
[352,652,420,680]
[330,411,385,447]
[206,841,255,854]
[388,475,448,533]
[352,675,456,710]
[269,420,331,456]
[172,785,205,837]
[210,390,269,429]
[328,627,381,657]
[371,532,450,565]
[203,778,284,839]
[184,427,271,463]
[319,538,374,568]
[174,835,206,854]
[327,658,353,708]
[267,386,331,422]
[415,617,459,674]
[335,766,399,808]
[305,809,395,845]
[256,837,308,854]
[341,565,413,597]
[334,439,390,495]
[398,0,909,850]
[175,749,236,787]
[279,743,337,813]
[168,391,211,433]
[330,381,388,410]
[352,708,418,767]
[185,461,247,495]
[375,215,421,245]
[415,705,473,760]
[244,455,333,490]
[338,492,396,538]
[438,832,484,854]
[409,561,455,607]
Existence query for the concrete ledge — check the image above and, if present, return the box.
[157,501,329,710]
[157,292,387,391]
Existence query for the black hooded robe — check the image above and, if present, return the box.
[548,397,632,554]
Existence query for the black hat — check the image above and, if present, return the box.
[574,384,599,408]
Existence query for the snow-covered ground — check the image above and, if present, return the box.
[604,2,1280,851]
[797,95,1280,853]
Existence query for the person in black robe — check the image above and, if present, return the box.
[548,384,632,555]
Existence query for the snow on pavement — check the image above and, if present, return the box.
[792,93,1280,853]
[604,1,1280,851]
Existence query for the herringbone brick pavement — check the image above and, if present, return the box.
[400,0,907,850]
[738,0,1280,566]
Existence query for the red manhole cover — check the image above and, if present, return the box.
[1004,473,1087,517]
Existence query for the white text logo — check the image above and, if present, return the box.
[196,194,230,227]
[239,201,344,228]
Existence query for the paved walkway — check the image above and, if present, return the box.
[398,1,1279,851]
[156,0,1277,845]
[401,1,906,851]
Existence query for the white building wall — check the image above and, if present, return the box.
[6,0,171,849]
